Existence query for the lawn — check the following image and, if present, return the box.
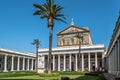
[0,75,98,80]
[0,71,105,80]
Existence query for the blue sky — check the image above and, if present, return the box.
[0,0,120,53]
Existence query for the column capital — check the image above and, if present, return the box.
[4,54,8,56]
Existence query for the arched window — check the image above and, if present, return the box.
[61,39,65,45]
[70,38,74,45]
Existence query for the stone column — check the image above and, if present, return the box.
[31,59,33,70]
[3,55,7,72]
[82,53,84,71]
[115,43,117,73]
[75,54,78,71]
[11,56,14,71]
[88,53,91,71]
[95,53,98,70]
[69,54,71,71]
[22,57,25,70]
[118,38,120,73]
[27,58,29,70]
[53,55,55,71]
[63,54,66,71]
[17,57,20,71]
[58,54,60,71]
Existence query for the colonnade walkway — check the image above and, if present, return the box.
[103,73,120,80]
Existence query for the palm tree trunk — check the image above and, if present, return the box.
[79,39,81,70]
[36,46,38,71]
[48,26,53,74]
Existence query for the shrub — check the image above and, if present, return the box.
[97,74,106,80]
[85,73,98,76]
[60,71,85,75]
[61,77,70,80]
[39,73,60,77]
[0,71,38,78]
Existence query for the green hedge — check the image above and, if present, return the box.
[59,71,86,75]
[44,70,86,75]
[97,74,106,80]
[0,71,38,78]
[39,73,60,77]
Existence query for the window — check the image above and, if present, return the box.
[61,39,65,45]
[70,38,74,45]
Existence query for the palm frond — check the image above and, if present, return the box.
[33,0,66,24]
[33,4,47,12]
[54,17,67,24]
[55,14,66,19]
[55,5,64,13]
[33,10,43,15]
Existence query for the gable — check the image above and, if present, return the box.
[57,26,89,35]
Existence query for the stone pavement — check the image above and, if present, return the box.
[103,73,120,80]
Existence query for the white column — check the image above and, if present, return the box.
[11,56,14,71]
[22,57,25,70]
[69,54,71,71]
[63,54,66,71]
[27,58,29,70]
[53,55,55,71]
[58,54,60,71]
[82,53,84,71]
[95,53,98,70]
[75,54,78,71]
[88,53,91,71]
[31,59,33,70]
[17,57,20,71]
[3,55,7,72]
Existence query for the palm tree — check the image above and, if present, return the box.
[33,0,66,74]
[75,33,83,70]
[32,39,40,71]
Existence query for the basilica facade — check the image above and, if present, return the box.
[38,21,105,73]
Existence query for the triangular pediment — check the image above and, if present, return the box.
[57,26,89,35]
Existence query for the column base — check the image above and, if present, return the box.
[11,69,14,71]
[37,68,44,73]
[3,70,8,72]
[17,69,20,71]
[31,69,33,70]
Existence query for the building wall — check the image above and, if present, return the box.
[106,16,120,76]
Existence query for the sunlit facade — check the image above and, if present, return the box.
[38,21,105,73]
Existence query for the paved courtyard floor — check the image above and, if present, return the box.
[103,73,120,80]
